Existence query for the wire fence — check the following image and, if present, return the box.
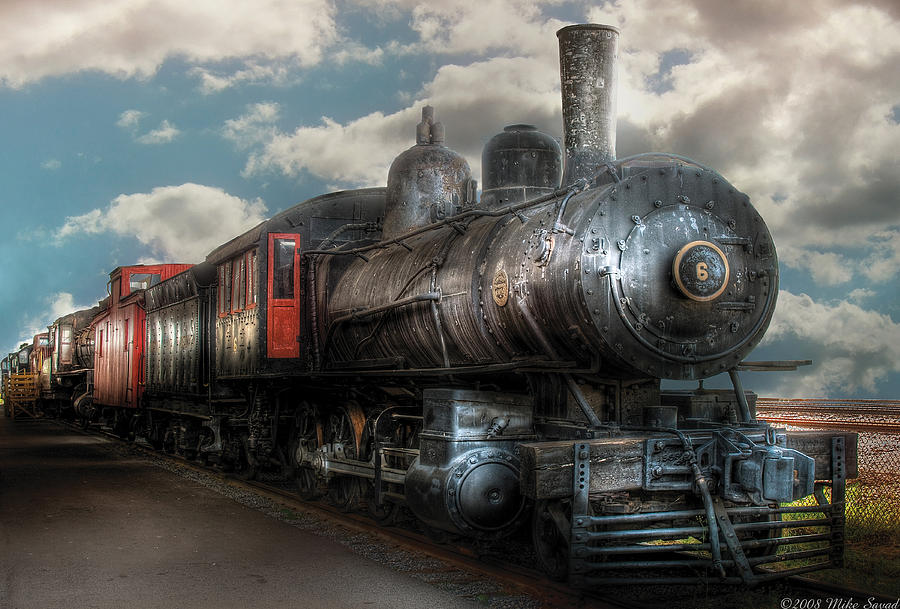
[777,425,900,542]
[755,400,900,542]
[844,431,900,540]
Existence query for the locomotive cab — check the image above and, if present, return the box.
[205,187,386,377]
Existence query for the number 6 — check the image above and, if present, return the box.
[696,262,709,281]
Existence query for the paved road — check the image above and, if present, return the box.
[0,418,481,609]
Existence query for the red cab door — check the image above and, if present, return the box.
[267,233,301,358]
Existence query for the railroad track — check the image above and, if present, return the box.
[758,416,900,434]
[57,417,894,608]
[757,398,900,417]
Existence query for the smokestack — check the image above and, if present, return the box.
[557,24,619,185]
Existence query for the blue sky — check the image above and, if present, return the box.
[1,0,898,398]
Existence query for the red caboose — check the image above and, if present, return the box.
[88,264,192,432]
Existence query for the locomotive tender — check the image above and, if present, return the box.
[32,24,856,587]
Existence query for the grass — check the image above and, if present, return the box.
[278,507,302,520]
[775,481,900,597]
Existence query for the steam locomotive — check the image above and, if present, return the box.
[17,24,856,587]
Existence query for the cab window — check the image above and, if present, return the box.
[60,325,73,364]
[273,239,295,300]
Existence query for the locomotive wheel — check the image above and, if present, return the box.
[112,411,130,440]
[532,499,571,582]
[128,415,142,443]
[324,403,365,460]
[162,428,176,455]
[360,408,409,526]
[324,405,365,511]
[291,404,323,499]
[236,444,258,480]
[365,481,400,526]
[329,477,365,513]
[366,497,399,526]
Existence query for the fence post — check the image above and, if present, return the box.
[830,436,846,567]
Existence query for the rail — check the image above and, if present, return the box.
[757,398,900,418]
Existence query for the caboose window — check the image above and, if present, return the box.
[129,273,161,292]
[273,238,295,299]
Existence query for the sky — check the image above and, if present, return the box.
[0,0,898,399]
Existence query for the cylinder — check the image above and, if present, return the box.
[480,124,562,209]
[557,24,619,185]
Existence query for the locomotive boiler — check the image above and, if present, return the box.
[127,23,857,587]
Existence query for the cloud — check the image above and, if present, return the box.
[385,0,566,57]
[848,288,876,304]
[135,120,180,145]
[117,110,180,145]
[12,292,97,354]
[760,290,900,397]
[213,0,572,186]
[776,246,854,286]
[116,109,146,130]
[190,62,296,95]
[239,54,562,187]
[0,0,338,88]
[861,229,900,283]
[777,226,900,286]
[57,208,104,238]
[55,183,268,262]
[585,0,900,290]
[222,102,281,149]
[332,42,385,66]
[41,159,61,170]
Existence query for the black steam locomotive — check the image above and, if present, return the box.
[70,24,855,586]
